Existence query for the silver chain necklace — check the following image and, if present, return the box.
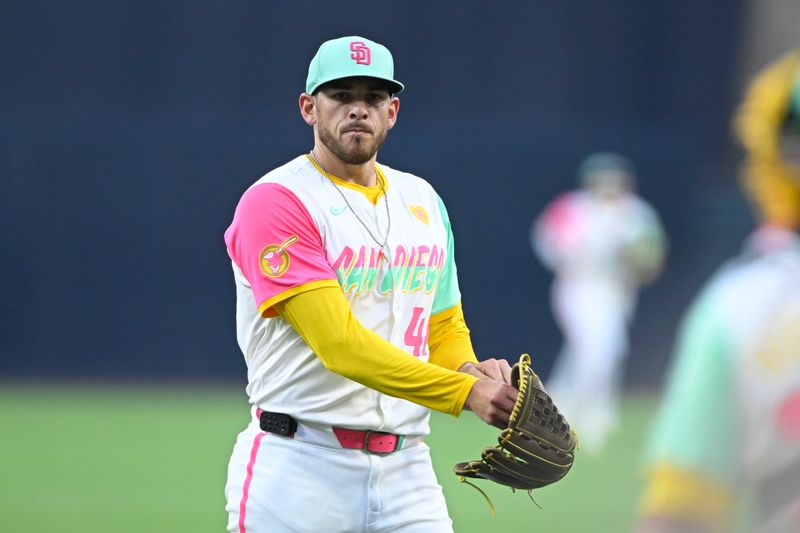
[309,150,391,250]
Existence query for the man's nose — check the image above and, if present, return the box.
[348,100,369,120]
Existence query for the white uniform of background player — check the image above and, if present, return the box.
[532,153,667,453]
[638,231,800,532]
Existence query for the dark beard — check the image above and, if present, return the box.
[318,126,388,165]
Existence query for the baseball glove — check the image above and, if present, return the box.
[453,353,576,511]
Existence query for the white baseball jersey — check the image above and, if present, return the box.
[644,233,800,526]
[533,190,666,289]
[224,155,461,436]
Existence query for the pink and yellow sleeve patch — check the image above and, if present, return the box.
[225,182,338,316]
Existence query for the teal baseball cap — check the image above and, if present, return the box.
[306,36,404,95]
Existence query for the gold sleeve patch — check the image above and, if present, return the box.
[410,205,429,225]
[259,235,299,278]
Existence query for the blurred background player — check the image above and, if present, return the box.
[636,50,800,533]
[531,153,667,453]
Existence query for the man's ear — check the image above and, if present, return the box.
[299,93,316,126]
[387,96,400,129]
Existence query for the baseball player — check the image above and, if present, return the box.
[223,36,518,533]
[531,153,667,453]
[637,51,800,533]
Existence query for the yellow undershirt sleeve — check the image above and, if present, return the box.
[427,304,479,371]
[276,286,479,416]
[639,464,734,531]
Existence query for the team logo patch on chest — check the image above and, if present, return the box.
[259,235,298,278]
[409,205,429,225]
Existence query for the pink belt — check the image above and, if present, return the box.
[332,427,405,454]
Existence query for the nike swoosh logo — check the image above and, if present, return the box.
[330,205,348,216]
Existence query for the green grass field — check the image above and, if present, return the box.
[0,383,657,532]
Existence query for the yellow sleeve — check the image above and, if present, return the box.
[638,464,734,532]
[427,303,479,371]
[276,286,479,416]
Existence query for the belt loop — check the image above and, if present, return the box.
[362,430,374,452]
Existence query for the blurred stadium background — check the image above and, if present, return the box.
[1,1,797,531]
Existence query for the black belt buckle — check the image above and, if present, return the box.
[259,411,297,437]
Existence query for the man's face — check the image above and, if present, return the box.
[311,77,399,165]
[585,169,632,199]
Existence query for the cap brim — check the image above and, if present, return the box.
[312,76,404,95]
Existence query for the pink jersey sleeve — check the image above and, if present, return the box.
[540,192,583,250]
[224,182,339,316]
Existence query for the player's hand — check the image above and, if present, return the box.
[458,358,513,384]
[463,379,518,429]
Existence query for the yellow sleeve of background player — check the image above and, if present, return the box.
[638,464,733,532]
[276,286,479,416]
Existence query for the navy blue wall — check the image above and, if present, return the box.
[1,1,748,384]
